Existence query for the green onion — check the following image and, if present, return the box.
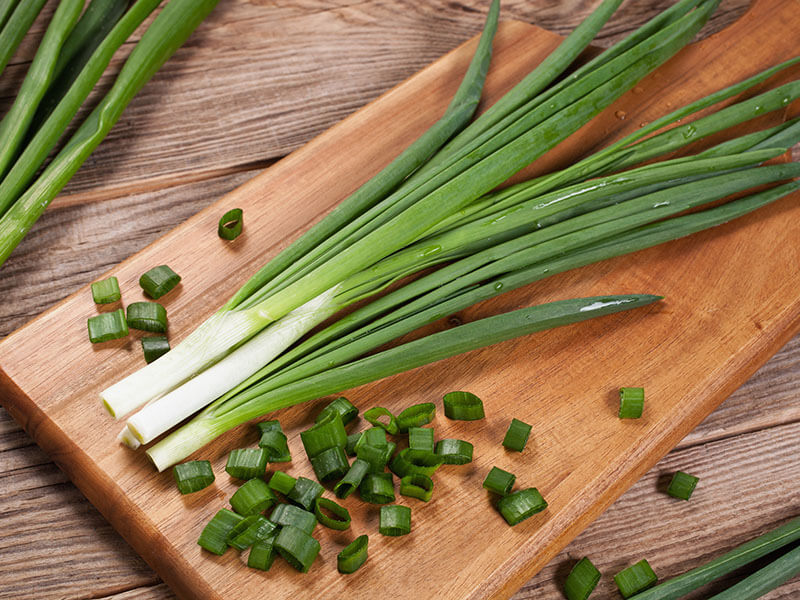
[314,497,351,530]
[705,545,800,600]
[218,208,244,240]
[364,406,399,435]
[399,474,434,502]
[141,336,170,364]
[615,560,658,598]
[619,387,645,419]
[0,0,46,79]
[390,448,445,478]
[230,478,277,515]
[345,432,362,456]
[666,471,699,501]
[139,265,181,300]
[435,439,473,465]
[258,429,292,463]
[300,411,347,459]
[483,467,516,496]
[269,503,316,535]
[395,403,436,433]
[496,487,548,526]
[172,460,214,495]
[126,302,167,333]
[225,448,268,480]
[443,391,485,421]
[356,429,392,473]
[629,517,800,600]
[257,420,282,434]
[564,557,602,600]
[228,515,276,551]
[337,535,369,574]
[197,508,242,555]
[274,525,321,573]
[316,396,358,426]
[408,427,435,454]
[356,427,387,450]
[310,445,350,482]
[287,476,324,511]
[91,276,121,304]
[247,537,277,571]
[359,472,395,504]
[268,470,296,496]
[87,309,128,344]
[379,505,412,536]
[502,418,532,452]
[334,458,371,499]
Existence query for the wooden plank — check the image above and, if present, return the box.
[1,1,800,600]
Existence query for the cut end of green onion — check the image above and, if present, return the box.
[502,418,532,452]
[334,458,370,500]
[396,402,436,432]
[230,478,277,515]
[338,535,368,574]
[270,503,317,535]
[399,474,434,502]
[275,524,320,572]
[172,460,214,494]
[619,387,645,419]
[218,207,244,240]
[314,497,351,530]
[435,438,473,465]
[364,406,399,434]
[259,429,292,463]
[497,487,548,526]
[225,448,268,480]
[287,476,324,511]
[443,391,485,420]
[310,445,350,482]
[390,448,444,478]
[126,301,167,333]
[268,470,296,496]
[248,537,277,571]
[316,396,358,426]
[300,411,347,460]
[564,557,601,600]
[139,265,181,299]
[141,336,170,364]
[91,276,121,304]
[359,472,395,504]
[88,308,128,343]
[667,470,699,500]
[614,559,658,598]
[483,466,516,496]
[197,509,243,555]
[408,427,435,454]
[379,505,412,536]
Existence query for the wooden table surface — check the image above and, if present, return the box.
[1,1,798,599]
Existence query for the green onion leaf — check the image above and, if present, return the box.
[197,508,242,555]
[316,396,358,426]
[287,476,324,511]
[218,208,244,240]
[139,265,181,299]
[337,535,369,574]
[619,387,645,419]
[274,525,321,573]
[334,458,371,499]
[564,557,601,600]
[310,445,350,482]
[706,544,800,600]
[230,478,277,515]
[141,336,170,364]
[364,406,399,434]
[497,487,548,526]
[247,536,277,571]
[358,472,395,504]
[443,391,485,420]
[225,448,268,480]
[435,438,474,465]
[399,474,434,502]
[483,466,516,496]
[395,402,436,433]
[314,497,351,530]
[268,470,296,496]
[269,503,316,535]
[614,559,658,598]
[91,276,121,304]
[502,418,533,452]
[126,301,167,333]
[379,504,412,536]
[87,308,128,343]
[667,471,699,501]
[172,460,214,494]
[408,427,435,454]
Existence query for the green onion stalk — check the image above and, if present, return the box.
[103,0,721,420]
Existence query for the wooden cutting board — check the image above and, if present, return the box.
[1,0,799,599]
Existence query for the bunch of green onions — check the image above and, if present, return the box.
[0,0,220,268]
[97,0,800,471]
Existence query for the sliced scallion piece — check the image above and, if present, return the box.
[225,448,268,480]
[408,427,434,454]
[230,478,277,515]
[218,207,244,240]
[126,301,167,333]
[435,438,473,465]
[399,474,434,502]
[275,524,321,573]
[247,536,277,571]
[141,336,170,364]
[359,472,395,504]
[287,476,324,511]
[502,418,532,452]
[258,429,291,463]
[615,559,658,598]
[379,505,412,536]
[389,448,445,478]
[172,460,214,494]
[197,508,242,555]
[87,308,128,343]
[257,419,282,434]
[337,535,368,574]
[139,265,181,299]
[91,276,121,304]
[228,515,275,551]
[316,396,358,425]
[667,471,699,501]
[497,487,548,526]
[300,411,347,459]
[395,402,435,433]
[334,458,371,499]
[483,466,516,496]
[443,391,485,420]
[364,406,399,434]
[310,445,350,482]
[268,470,296,496]
[269,503,316,535]
[619,387,645,419]
[564,557,601,600]
[315,497,351,530]
[345,432,362,456]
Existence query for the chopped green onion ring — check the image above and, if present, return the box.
[218,207,243,240]
[258,429,292,462]
[337,535,369,574]
[274,524,320,573]
[502,418,532,452]
[614,559,658,598]
[390,448,445,478]
[314,497,351,530]
[443,391,485,420]
[435,438,473,465]
[379,504,412,536]
[667,470,699,500]
[269,503,316,535]
[230,478,277,515]
[564,557,602,600]
[87,308,128,343]
[359,472,395,504]
[225,448,268,480]
[247,536,277,571]
[268,470,296,495]
[619,387,645,419]
[316,396,358,425]
[334,458,370,499]
[497,487,548,526]
[399,474,434,502]
[141,336,170,364]
[483,466,516,496]
[139,264,181,299]
[408,427,435,454]
[364,406,399,434]
[125,301,167,333]
[197,508,242,555]
[172,460,214,494]
[310,445,350,482]
[91,276,121,304]
[287,476,324,511]
[395,402,435,432]
[300,410,347,459]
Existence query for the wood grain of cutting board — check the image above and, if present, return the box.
[1,0,799,598]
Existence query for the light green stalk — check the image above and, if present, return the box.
[0,0,46,79]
